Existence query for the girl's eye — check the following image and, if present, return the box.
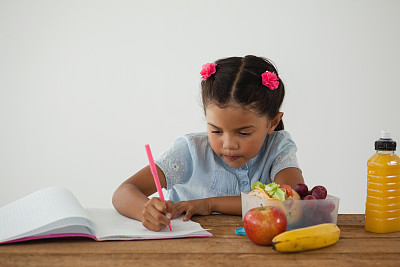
[239,132,251,136]
[211,130,222,134]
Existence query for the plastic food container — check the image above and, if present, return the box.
[241,192,340,230]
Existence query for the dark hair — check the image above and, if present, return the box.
[201,55,285,131]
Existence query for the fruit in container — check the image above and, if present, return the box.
[294,183,309,198]
[311,185,328,199]
[294,184,328,200]
[304,195,316,200]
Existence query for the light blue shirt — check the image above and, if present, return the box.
[155,130,300,203]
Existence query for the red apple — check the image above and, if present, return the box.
[243,206,287,246]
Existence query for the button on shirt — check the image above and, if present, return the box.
[155,130,300,203]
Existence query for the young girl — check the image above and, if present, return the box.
[112,55,304,231]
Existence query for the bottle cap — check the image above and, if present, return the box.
[380,130,391,139]
[375,130,396,151]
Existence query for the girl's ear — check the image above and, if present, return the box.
[267,112,284,134]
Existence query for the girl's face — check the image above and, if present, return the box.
[205,104,282,168]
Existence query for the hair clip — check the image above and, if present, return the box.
[200,63,217,81]
[261,71,279,90]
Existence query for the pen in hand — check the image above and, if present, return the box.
[145,144,172,231]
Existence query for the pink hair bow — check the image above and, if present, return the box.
[261,71,279,90]
[200,63,217,80]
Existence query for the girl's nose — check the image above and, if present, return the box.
[222,136,239,150]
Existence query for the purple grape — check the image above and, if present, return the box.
[303,195,317,211]
[317,201,336,214]
[311,211,333,224]
[311,185,327,199]
[304,195,316,200]
[294,183,309,198]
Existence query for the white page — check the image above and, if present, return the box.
[0,187,212,243]
[86,208,212,240]
[30,224,94,237]
[0,187,94,242]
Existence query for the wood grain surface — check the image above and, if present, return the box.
[1,214,399,267]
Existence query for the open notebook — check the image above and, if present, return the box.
[0,187,212,244]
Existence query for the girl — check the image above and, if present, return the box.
[112,55,304,231]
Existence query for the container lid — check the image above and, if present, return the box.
[375,130,396,151]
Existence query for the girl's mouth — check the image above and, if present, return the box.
[224,155,240,162]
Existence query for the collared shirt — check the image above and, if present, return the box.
[155,130,300,203]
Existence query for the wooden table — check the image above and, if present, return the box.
[0,214,399,266]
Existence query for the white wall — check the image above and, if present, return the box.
[1,0,399,214]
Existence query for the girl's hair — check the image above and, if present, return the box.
[201,55,285,131]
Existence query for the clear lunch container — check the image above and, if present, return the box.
[241,192,340,230]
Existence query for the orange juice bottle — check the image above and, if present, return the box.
[365,130,400,233]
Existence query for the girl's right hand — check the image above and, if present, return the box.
[142,197,175,231]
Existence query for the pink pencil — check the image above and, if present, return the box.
[145,144,172,231]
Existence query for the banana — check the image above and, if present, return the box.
[272,223,340,252]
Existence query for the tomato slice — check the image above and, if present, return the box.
[280,185,293,198]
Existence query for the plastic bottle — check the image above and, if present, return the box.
[365,130,400,233]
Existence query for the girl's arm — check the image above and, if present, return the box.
[113,166,303,225]
[274,167,304,188]
[112,165,174,231]
[171,196,242,221]
[171,167,304,221]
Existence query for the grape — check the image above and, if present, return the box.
[311,185,327,199]
[294,183,309,198]
[303,195,317,211]
[317,201,336,214]
[310,211,333,224]
[304,195,316,200]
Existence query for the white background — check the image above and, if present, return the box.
[1,0,399,214]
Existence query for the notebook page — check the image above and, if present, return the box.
[86,208,212,240]
[0,187,93,242]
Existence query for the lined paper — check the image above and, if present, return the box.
[0,187,94,242]
[0,187,212,243]
[87,209,212,240]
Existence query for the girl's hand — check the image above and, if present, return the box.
[171,199,213,221]
[142,197,175,231]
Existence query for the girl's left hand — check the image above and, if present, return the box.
[171,199,212,221]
